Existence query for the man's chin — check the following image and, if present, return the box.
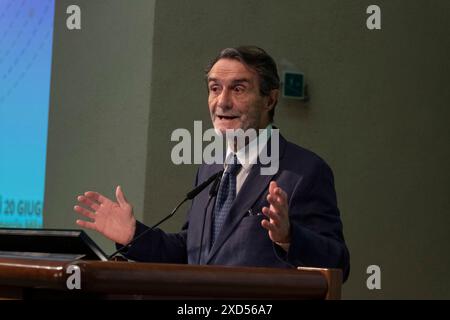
[216,118,248,128]
[213,127,226,136]
[213,124,240,135]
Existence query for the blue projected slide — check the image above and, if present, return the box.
[0,0,55,228]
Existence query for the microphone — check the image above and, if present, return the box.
[108,170,224,260]
[186,170,222,200]
[209,170,222,198]
[197,170,223,264]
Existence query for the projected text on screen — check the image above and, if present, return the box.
[0,0,55,228]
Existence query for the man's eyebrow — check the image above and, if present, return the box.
[207,78,250,84]
[231,79,250,85]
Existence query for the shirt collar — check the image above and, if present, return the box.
[225,124,273,171]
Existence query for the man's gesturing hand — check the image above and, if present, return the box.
[74,186,136,246]
[261,181,291,248]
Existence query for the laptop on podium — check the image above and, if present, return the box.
[0,228,108,261]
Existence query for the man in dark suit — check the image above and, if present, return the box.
[74,46,350,281]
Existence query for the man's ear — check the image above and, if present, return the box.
[265,89,279,111]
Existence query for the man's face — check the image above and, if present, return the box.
[207,58,274,134]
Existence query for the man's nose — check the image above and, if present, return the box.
[217,89,233,110]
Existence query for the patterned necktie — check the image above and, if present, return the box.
[211,154,241,246]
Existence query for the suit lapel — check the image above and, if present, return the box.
[205,133,287,264]
[196,163,223,264]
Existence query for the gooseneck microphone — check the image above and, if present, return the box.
[108,170,224,260]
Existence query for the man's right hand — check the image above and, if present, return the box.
[74,186,136,246]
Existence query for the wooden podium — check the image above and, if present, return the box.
[0,257,342,300]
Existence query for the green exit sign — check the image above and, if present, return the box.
[282,71,305,99]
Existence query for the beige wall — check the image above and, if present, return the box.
[44,0,450,298]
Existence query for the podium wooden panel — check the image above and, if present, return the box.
[0,257,341,300]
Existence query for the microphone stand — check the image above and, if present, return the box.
[108,170,223,260]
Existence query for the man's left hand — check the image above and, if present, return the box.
[261,181,291,248]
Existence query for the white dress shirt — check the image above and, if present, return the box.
[223,124,272,194]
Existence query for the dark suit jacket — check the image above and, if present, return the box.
[120,134,350,281]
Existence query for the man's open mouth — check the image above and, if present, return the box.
[217,115,239,120]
